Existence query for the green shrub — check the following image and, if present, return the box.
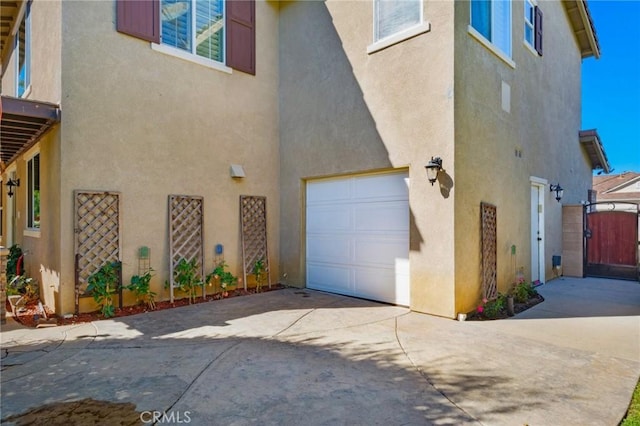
[483,293,507,319]
[174,258,202,303]
[126,268,156,310]
[207,261,238,294]
[7,244,23,283]
[252,259,266,293]
[87,262,121,318]
[513,281,538,303]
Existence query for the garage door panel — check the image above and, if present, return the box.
[307,180,351,204]
[354,267,394,302]
[353,173,409,201]
[355,203,409,232]
[354,239,408,267]
[307,206,351,232]
[307,235,350,263]
[307,172,409,306]
[307,263,351,294]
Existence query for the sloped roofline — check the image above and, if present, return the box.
[605,174,640,194]
[579,129,611,174]
[564,0,601,59]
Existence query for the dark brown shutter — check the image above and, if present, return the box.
[116,0,160,44]
[226,0,256,75]
[534,6,543,56]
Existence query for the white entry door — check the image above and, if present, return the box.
[530,183,545,283]
[306,172,410,306]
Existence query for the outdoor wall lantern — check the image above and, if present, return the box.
[550,183,564,202]
[425,157,443,186]
[6,178,20,198]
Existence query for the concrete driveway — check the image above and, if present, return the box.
[1,276,639,425]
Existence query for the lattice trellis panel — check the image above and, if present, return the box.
[240,196,270,290]
[74,191,122,313]
[481,202,497,300]
[168,195,204,302]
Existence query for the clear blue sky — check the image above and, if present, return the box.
[582,0,640,174]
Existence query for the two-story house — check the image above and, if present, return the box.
[1,0,605,319]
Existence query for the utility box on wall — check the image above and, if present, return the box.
[562,205,584,277]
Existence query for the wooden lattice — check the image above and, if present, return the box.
[168,195,204,302]
[74,191,122,313]
[481,202,497,300]
[240,196,270,290]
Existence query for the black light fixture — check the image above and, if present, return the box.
[425,157,443,186]
[6,178,20,198]
[550,183,563,202]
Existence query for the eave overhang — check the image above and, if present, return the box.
[0,95,61,167]
[580,129,611,174]
[0,0,23,63]
[563,0,601,59]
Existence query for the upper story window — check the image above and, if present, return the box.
[374,0,421,42]
[470,0,512,58]
[524,0,535,46]
[525,0,543,56]
[26,152,40,229]
[16,2,31,97]
[116,0,255,75]
[368,0,430,54]
[161,0,225,64]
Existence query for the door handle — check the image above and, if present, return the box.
[537,237,542,241]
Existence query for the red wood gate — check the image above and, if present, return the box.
[584,202,639,281]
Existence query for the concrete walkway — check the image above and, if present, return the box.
[1,276,639,425]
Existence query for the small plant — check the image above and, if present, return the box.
[174,258,202,304]
[126,268,156,310]
[252,258,266,293]
[207,261,238,297]
[7,244,24,283]
[7,275,39,304]
[477,293,507,319]
[87,261,121,318]
[512,281,538,303]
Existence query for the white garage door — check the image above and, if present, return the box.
[306,172,410,306]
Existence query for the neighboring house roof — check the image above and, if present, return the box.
[563,0,601,59]
[580,129,611,174]
[0,95,61,167]
[593,172,640,202]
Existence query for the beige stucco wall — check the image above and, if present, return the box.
[279,1,456,317]
[453,0,593,315]
[1,0,63,312]
[55,0,280,314]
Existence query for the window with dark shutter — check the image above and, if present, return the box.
[117,0,160,44]
[226,0,256,75]
[534,6,543,56]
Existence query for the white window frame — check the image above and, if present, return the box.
[368,0,431,54]
[14,1,31,98]
[524,0,535,47]
[153,0,232,73]
[468,0,514,67]
[25,149,40,235]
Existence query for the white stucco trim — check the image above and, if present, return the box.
[523,40,539,57]
[151,43,233,74]
[529,176,548,186]
[24,146,40,234]
[19,85,32,99]
[23,229,40,238]
[367,21,431,54]
[467,26,516,69]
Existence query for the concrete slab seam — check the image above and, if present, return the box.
[162,339,244,414]
[393,316,483,425]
